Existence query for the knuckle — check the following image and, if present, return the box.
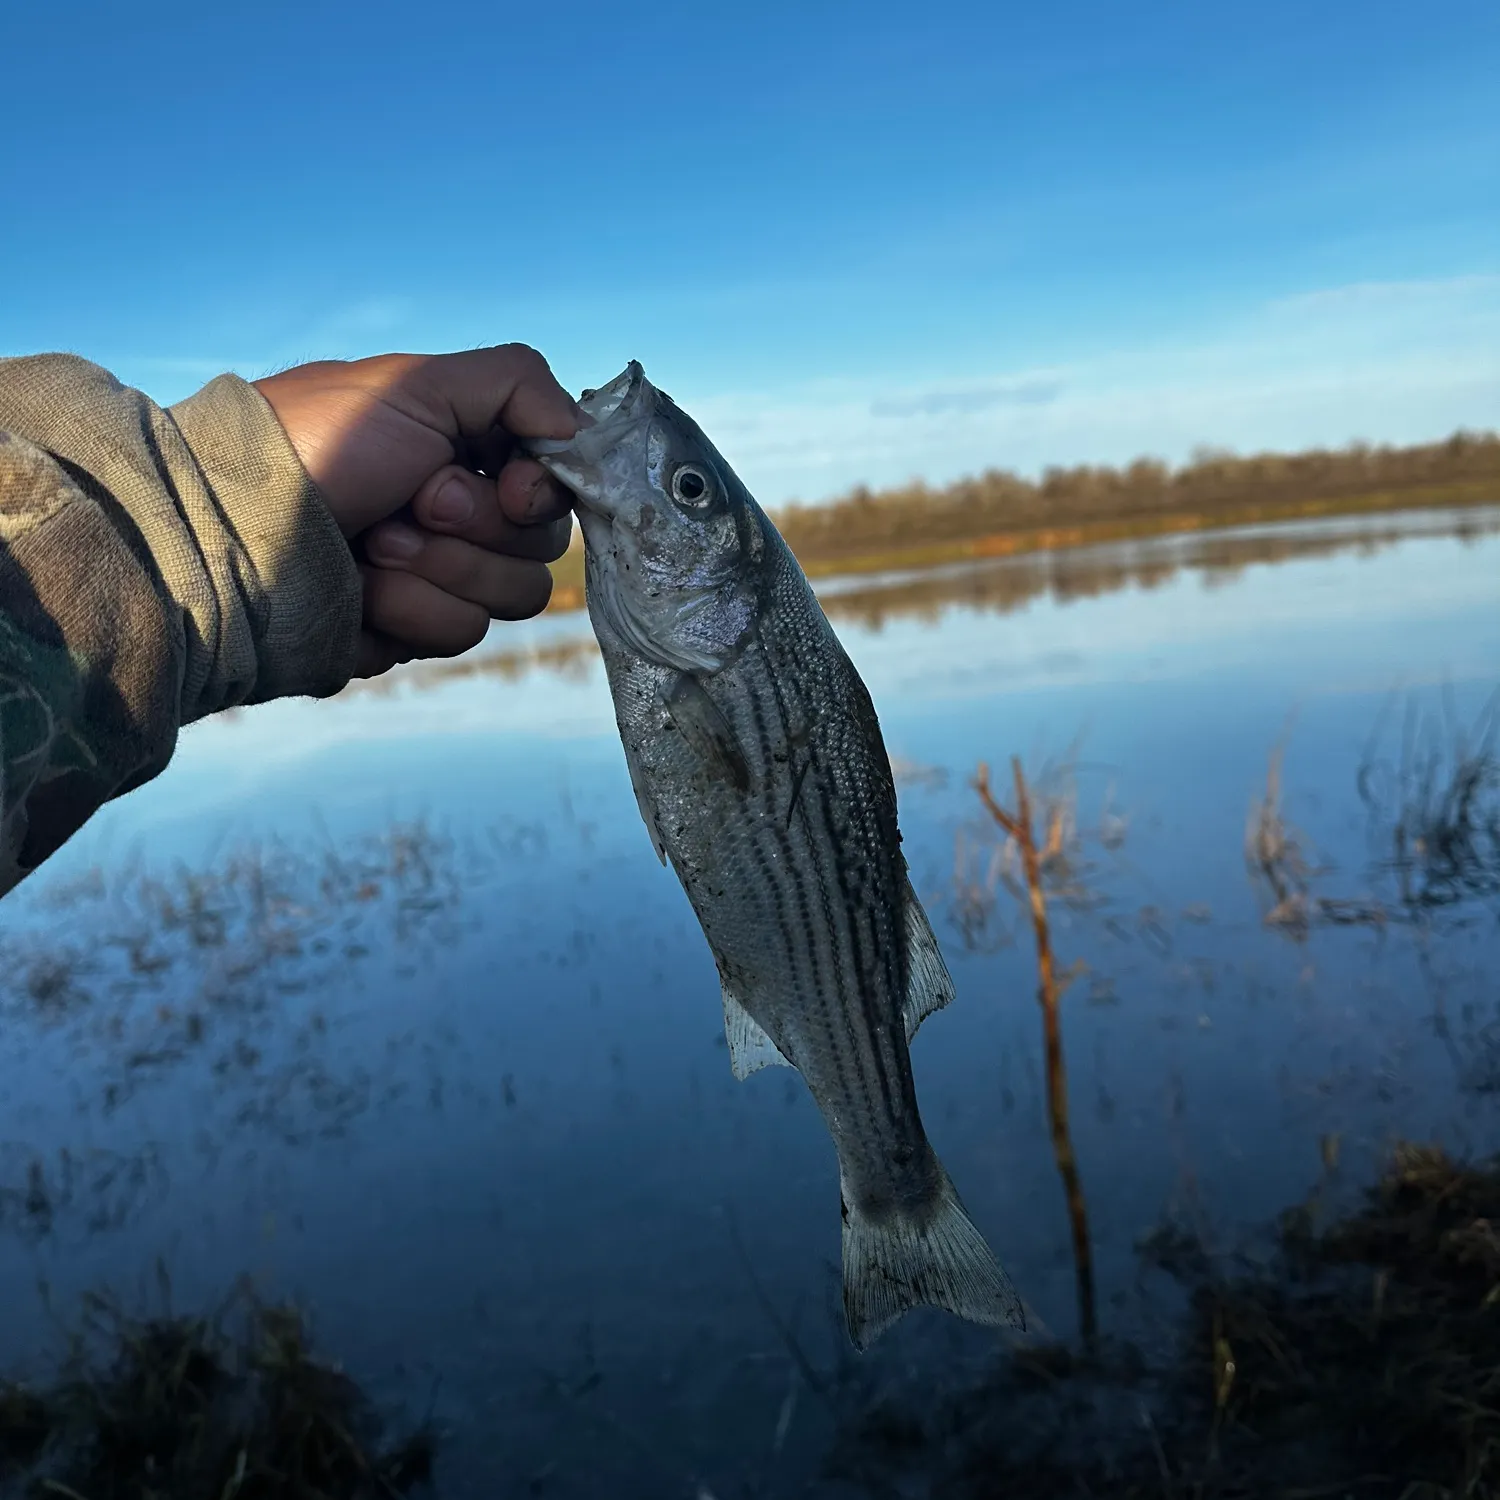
[498,341,548,376]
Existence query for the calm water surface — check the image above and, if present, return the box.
[2,509,1498,1496]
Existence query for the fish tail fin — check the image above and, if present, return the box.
[840,1164,1026,1350]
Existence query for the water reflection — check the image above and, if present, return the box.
[338,504,1500,699]
[1,509,1499,1496]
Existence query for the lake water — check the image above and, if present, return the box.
[2,507,1498,1497]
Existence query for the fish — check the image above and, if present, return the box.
[526,362,1025,1349]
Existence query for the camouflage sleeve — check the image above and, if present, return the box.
[0,355,362,895]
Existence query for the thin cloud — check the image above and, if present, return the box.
[870,377,1063,419]
[1267,273,1500,315]
[690,281,1500,505]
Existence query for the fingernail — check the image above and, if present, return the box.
[526,477,561,519]
[431,477,475,525]
[368,522,423,561]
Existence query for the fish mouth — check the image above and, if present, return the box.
[579,360,649,426]
[524,360,655,518]
[527,361,653,457]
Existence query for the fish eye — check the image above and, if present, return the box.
[671,464,712,507]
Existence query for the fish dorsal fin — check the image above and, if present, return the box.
[622,737,667,866]
[903,874,956,1042]
[720,979,793,1080]
[663,674,750,792]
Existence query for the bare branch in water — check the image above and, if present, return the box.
[975,758,1097,1350]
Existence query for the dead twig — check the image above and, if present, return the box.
[976,757,1098,1350]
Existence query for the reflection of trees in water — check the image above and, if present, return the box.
[819,510,1500,630]
[337,634,602,699]
[361,509,1500,699]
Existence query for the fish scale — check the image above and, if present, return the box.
[526,362,1026,1348]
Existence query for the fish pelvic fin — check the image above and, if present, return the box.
[902,873,956,1042]
[841,1164,1026,1350]
[720,979,793,1080]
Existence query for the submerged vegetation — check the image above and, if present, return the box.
[546,428,1500,607]
[830,1141,1500,1498]
[1360,688,1500,915]
[0,1282,433,1499]
[0,818,474,1158]
[1246,690,1500,939]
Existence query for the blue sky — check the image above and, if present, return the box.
[2,0,1497,504]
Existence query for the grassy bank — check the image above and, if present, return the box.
[544,432,1500,613]
[829,1141,1500,1498]
[0,1290,433,1499]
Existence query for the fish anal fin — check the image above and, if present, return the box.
[841,1163,1026,1351]
[720,980,792,1081]
[664,674,750,792]
[902,874,956,1042]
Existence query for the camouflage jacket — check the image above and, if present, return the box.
[0,356,362,896]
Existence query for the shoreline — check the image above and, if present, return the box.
[544,477,1500,613]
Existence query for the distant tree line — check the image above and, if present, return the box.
[772,430,1500,567]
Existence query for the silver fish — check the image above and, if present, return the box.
[527,363,1025,1348]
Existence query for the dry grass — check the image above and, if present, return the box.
[829,1143,1500,1498]
[1248,693,1500,941]
[1359,688,1500,915]
[0,1279,433,1499]
[1246,740,1388,940]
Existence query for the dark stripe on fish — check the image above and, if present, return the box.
[743,664,845,1095]
[800,719,907,1147]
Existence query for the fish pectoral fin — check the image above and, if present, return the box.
[622,738,668,865]
[903,874,956,1042]
[663,674,750,792]
[720,981,793,1081]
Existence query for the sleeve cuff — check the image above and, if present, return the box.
[169,373,362,704]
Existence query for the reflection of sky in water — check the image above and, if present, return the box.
[3,520,1499,1497]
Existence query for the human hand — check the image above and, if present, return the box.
[255,344,580,678]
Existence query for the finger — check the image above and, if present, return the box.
[401,343,580,445]
[360,565,491,657]
[364,527,556,618]
[353,629,410,679]
[496,457,574,526]
[409,465,573,555]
